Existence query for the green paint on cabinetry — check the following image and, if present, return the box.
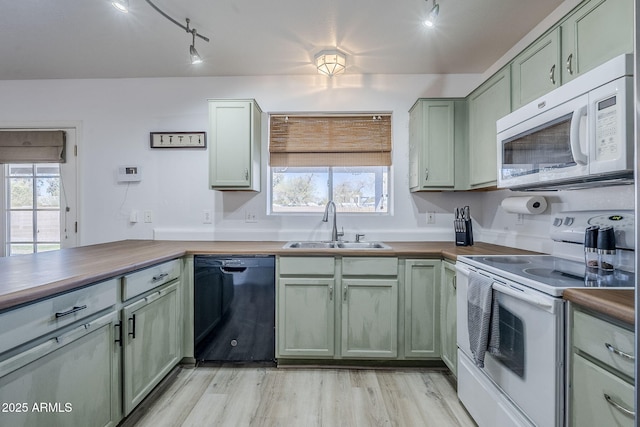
[209,99,262,191]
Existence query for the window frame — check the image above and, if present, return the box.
[267,113,393,216]
[0,125,79,257]
[4,163,62,255]
[268,165,391,216]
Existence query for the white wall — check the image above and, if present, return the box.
[0,72,633,251]
[0,74,488,245]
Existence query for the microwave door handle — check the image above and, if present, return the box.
[569,105,588,165]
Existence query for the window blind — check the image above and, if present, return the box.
[0,130,66,163]
[269,114,391,167]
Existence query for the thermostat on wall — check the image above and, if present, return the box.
[117,165,141,182]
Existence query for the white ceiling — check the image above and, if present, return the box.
[0,0,566,80]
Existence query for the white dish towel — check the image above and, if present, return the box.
[467,271,500,367]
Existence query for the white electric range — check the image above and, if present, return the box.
[455,210,635,427]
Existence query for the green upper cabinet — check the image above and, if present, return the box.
[209,99,262,191]
[511,28,561,110]
[560,0,633,83]
[467,66,511,189]
[409,99,466,191]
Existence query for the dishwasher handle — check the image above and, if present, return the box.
[220,266,247,274]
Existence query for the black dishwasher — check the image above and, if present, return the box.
[194,255,275,363]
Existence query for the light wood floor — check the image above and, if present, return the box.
[133,366,476,427]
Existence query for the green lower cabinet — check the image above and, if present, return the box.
[571,354,634,427]
[404,260,440,359]
[341,278,398,358]
[440,261,457,375]
[277,277,335,357]
[0,311,121,427]
[123,281,181,415]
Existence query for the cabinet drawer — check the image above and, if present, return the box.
[122,259,181,301]
[573,310,634,379]
[572,354,634,427]
[279,257,335,275]
[0,279,117,356]
[342,257,398,276]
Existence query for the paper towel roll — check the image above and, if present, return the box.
[500,196,547,215]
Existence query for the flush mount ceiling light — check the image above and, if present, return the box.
[315,50,347,77]
[112,0,210,64]
[423,0,440,28]
[112,0,129,13]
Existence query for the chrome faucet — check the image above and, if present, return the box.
[322,200,343,242]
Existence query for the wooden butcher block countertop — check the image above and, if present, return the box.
[564,288,635,326]
[0,239,538,311]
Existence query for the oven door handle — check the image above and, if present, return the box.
[492,282,554,310]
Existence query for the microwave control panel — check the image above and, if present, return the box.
[595,95,619,161]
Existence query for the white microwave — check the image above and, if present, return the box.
[497,54,634,191]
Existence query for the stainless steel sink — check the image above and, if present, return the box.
[282,241,337,249]
[336,242,392,249]
[282,241,391,250]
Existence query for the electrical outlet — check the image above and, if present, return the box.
[203,210,212,224]
[426,211,436,224]
[245,211,257,223]
[516,213,525,225]
[143,210,153,223]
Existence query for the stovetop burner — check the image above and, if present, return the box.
[522,267,583,282]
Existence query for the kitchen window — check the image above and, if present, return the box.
[269,114,391,214]
[0,128,78,256]
[4,164,62,255]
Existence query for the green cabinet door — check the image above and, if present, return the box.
[0,311,121,427]
[341,278,398,358]
[409,100,456,190]
[440,261,457,375]
[277,277,335,358]
[467,67,510,189]
[571,354,634,427]
[209,99,262,190]
[404,260,440,359]
[511,28,561,109]
[561,0,633,83]
[123,281,181,415]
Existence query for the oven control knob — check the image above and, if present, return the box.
[563,217,574,226]
[553,218,563,226]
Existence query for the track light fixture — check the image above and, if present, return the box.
[188,22,203,64]
[112,0,210,64]
[423,0,439,28]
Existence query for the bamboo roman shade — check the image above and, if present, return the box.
[269,115,391,167]
[0,130,66,163]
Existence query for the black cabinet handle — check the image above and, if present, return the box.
[55,305,87,318]
[128,314,136,339]
[114,321,123,346]
[152,272,169,282]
